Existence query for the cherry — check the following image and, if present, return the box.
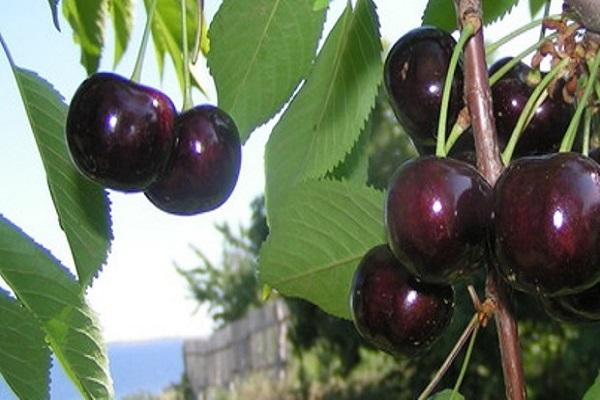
[386,156,492,284]
[488,56,530,81]
[66,72,177,191]
[145,105,241,215]
[540,283,600,323]
[350,245,454,357]
[384,27,464,149]
[494,152,600,296]
[490,59,574,156]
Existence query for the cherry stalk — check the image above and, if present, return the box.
[452,0,526,399]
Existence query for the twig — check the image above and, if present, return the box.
[417,314,479,400]
[453,1,527,399]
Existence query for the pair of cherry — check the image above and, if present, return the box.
[66,73,241,215]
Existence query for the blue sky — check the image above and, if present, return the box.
[0,0,546,342]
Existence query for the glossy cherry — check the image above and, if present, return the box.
[66,72,176,191]
[386,156,492,284]
[350,245,454,357]
[384,27,464,149]
[145,105,241,215]
[490,59,574,156]
[494,152,600,296]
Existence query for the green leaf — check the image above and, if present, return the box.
[110,0,134,68]
[145,0,199,100]
[0,216,113,399]
[62,0,108,74]
[313,0,330,11]
[429,389,466,400]
[47,0,61,30]
[327,115,371,184]
[529,0,548,17]
[259,180,385,319]
[265,0,382,209]
[583,371,600,400]
[8,62,112,288]
[208,0,327,142]
[0,291,51,400]
[422,0,519,31]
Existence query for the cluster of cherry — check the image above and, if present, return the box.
[350,26,600,358]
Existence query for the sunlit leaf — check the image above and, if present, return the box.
[62,0,108,74]
[110,0,134,68]
[583,371,600,400]
[429,389,465,400]
[144,0,199,101]
[0,216,113,399]
[208,0,327,141]
[265,0,382,209]
[7,57,112,288]
[0,291,50,400]
[259,181,385,319]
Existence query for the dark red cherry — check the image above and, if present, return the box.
[145,105,241,215]
[540,282,600,323]
[494,152,600,296]
[350,245,454,357]
[384,27,464,148]
[386,156,492,284]
[490,62,574,156]
[488,57,530,81]
[66,72,176,191]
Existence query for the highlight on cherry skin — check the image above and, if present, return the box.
[383,26,464,150]
[66,72,177,192]
[145,104,242,216]
[494,152,600,297]
[350,245,454,358]
[385,156,492,285]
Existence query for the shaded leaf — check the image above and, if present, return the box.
[259,180,385,319]
[8,62,112,288]
[327,115,371,184]
[0,216,113,399]
[265,0,382,209]
[62,0,108,74]
[0,291,51,400]
[144,0,199,100]
[208,0,327,141]
[583,371,600,400]
[47,0,61,30]
[529,0,548,17]
[110,0,134,68]
[422,0,519,31]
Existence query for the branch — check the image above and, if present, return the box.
[453,1,526,399]
[566,0,600,33]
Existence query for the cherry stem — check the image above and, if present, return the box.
[502,57,570,164]
[192,0,205,63]
[454,0,526,396]
[583,107,592,156]
[559,50,600,152]
[485,14,561,56]
[444,31,561,155]
[181,0,193,110]
[450,321,480,399]
[131,0,159,83]
[417,314,479,400]
[467,285,482,310]
[436,24,475,157]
